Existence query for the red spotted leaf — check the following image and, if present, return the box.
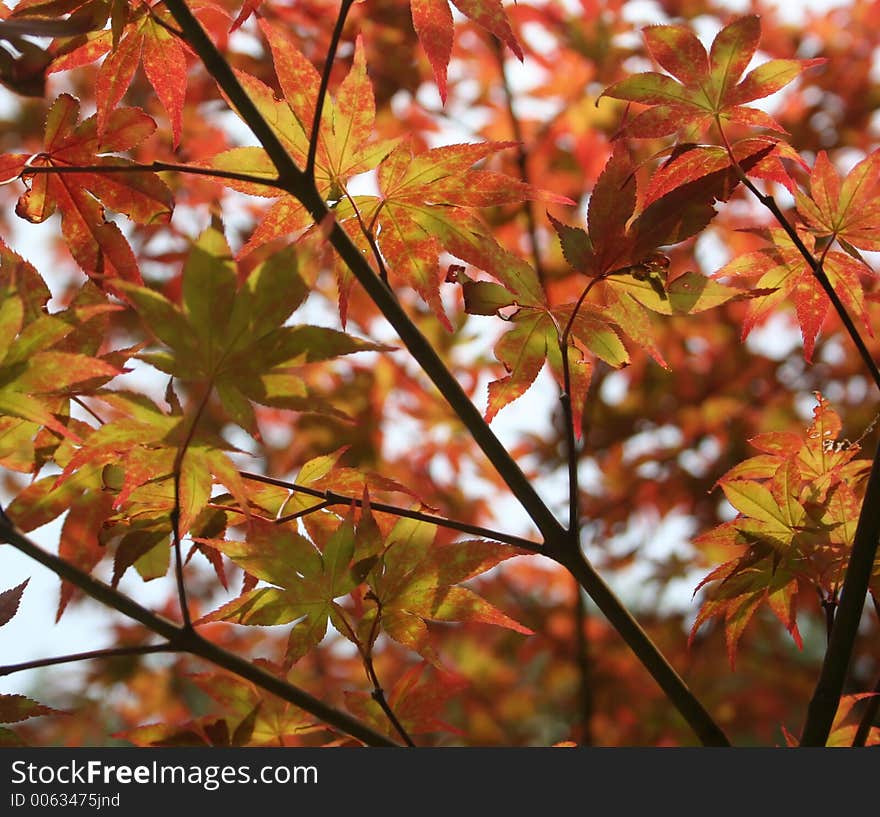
[13,94,172,293]
[411,0,522,103]
[600,15,823,138]
[715,228,873,361]
[796,149,880,253]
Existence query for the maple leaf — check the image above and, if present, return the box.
[49,1,189,146]
[796,149,880,253]
[692,394,872,665]
[642,138,798,207]
[0,579,29,627]
[211,26,563,326]
[205,24,397,258]
[549,145,757,368]
[0,244,129,440]
[366,517,531,665]
[411,0,523,104]
[52,388,248,587]
[600,15,824,138]
[478,303,626,431]
[0,694,62,724]
[8,94,172,292]
[714,227,873,361]
[196,515,364,666]
[339,139,568,330]
[344,662,468,738]
[119,672,323,746]
[781,693,880,747]
[119,227,393,437]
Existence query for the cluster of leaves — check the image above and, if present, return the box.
[691,393,873,665]
[0,0,879,748]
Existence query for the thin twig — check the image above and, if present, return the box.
[170,386,213,629]
[70,395,107,426]
[239,470,542,553]
[491,37,545,283]
[335,604,416,746]
[276,499,333,524]
[573,584,593,745]
[342,189,392,286]
[20,161,286,191]
[558,274,610,535]
[306,0,355,177]
[0,644,179,677]
[852,670,880,746]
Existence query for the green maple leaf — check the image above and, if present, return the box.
[196,516,362,666]
[0,242,128,442]
[119,226,393,437]
[366,517,531,665]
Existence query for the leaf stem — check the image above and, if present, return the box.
[342,189,392,286]
[335,605,416,746]
[307,0,356,177]
[558,274,608,536]
[0,515,399,746]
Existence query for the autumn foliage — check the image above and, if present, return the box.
[1,0,879,748]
